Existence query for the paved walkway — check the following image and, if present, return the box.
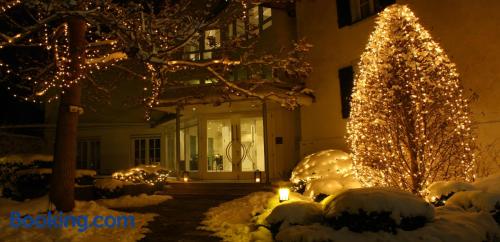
[118,183,274,241]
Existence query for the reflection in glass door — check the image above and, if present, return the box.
[240,117,265,172]
[207,119,232,172]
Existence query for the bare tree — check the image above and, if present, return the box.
[0,0,312,211]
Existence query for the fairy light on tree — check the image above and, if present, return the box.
[0,0,312,211]
[347,5,476,194]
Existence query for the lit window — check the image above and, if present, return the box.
[262,7,272,30]
[249,6,260,34]
[204,29,220,50]
[337,0,395,27]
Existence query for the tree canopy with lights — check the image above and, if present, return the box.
[347,4,476,194]
[0,0,312,211]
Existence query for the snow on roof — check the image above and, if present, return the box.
[291,149,352,183]
[324,187,435,223]
[0,154,53,165]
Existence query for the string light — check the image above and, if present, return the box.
[347,5,476,194]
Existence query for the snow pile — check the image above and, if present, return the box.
[275,208,499,242]
[0,196,157,242]
[95,178,132,191]
[426,180,475,199]
[324,187,434,223]
[15,168,96,178]
[0,195,51,217]
[200,191,274,242]
[0,154,52,165]
[290,149,361,198]
[446,191,500,212]
[265,201,323,229]
[474,172,500,193]
[96,194,172,209]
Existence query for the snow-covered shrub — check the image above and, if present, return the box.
[0,154,52,190]
[94,178,130,199]
[324,188,434,233]
[112,165,172,186]
[3,168,97,200]
[446,190,500,224]
[425,180,475,206]
[265,201,323,235]
[290,149,361,200]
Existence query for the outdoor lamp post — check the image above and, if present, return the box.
[254,170,262,183]
[183,171,189,182]
[279,188,290,202]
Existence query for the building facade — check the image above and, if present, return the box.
[45,0,500,180]
[296,0,500,171]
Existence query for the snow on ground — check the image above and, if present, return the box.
[265,201,323,229]
[0,196,51,217]
[200,191,275,242]
[447,190,500,212]
[474,172,500,193]
[425,180,475,201]
[275,207,499,242]
[95,178,133,191]
[323,187,435,222]
[0,154,53,165]
[96,194,172,209]
[0,196,157,242]
[15,168,96,178]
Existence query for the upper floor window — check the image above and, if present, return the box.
[337,0,395,28]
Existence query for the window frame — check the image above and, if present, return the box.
[77,137,101,171]
[132,136,161,166]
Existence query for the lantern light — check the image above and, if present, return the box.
[254,170,262,183]
[183,171,189,182]
[278,188,290,202]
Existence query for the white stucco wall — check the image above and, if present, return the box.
[296,0,500,170]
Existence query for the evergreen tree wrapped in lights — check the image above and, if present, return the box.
[347,5,476,194]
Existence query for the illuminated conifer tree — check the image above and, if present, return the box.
[347,5,476,194]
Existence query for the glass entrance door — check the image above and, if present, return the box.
[205,116,265,179]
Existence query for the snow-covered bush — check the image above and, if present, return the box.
[94,178,131,199]
[446,190,500,224]
[112,165,172,186]
[290,149,361,200]
[0,154,52,189]
[324,188,434,233]
[3,168,97,200]
[425,180,475,206]
[265,201,323,235]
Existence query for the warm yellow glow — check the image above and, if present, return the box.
[278,188,289,202]
[255,177,261,183]
[347,4,476,194]
[183,177,189,182]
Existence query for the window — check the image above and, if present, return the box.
[180,126,198,171]
[338,66,354,119]
[336,0,395,27]
[132,136,161,165]
[77,138,100,170]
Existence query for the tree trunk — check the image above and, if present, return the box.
[49,17,86,212]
